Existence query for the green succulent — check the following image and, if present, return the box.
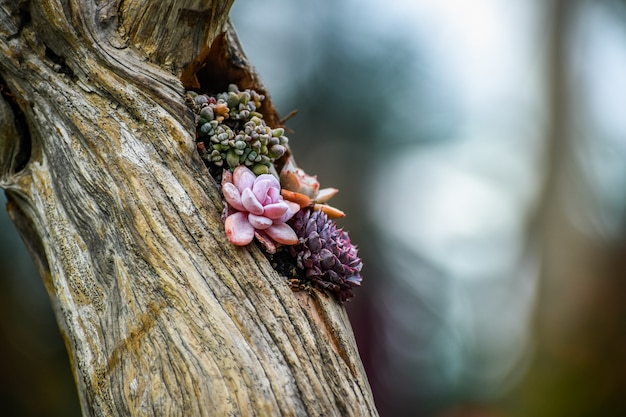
[186,85,288,174]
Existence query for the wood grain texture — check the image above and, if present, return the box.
[0,1,377,416]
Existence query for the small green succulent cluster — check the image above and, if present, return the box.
[186,85,288,175]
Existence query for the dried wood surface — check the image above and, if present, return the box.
[0,1,377,415]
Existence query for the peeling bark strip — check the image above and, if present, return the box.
[0,1,377,416]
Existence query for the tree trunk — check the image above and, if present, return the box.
[0,1,377,416]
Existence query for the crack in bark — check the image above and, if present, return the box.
[0,78,31,176]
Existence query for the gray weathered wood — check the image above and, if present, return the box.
[0,1,377,415]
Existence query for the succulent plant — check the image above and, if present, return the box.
[186,85,289,174]
[289,209,362,301]
[279,158,345,218]
[222,166,300,253]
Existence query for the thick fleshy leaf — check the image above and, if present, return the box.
[268,186,280,203]
[221,169,233,187]
[314,203,345,218]
[279,159,320,197]
[315,187,339,203]
[233,165,255,193]
[279,159,300,191]
[256,173,280,189]
[254,231,277,254]
[278,201,301,223]
[346,275,362,286]
[307,231,322,252]
[241,188,264,215]
[248,213,272,229]
[280,189,311,208]
[225,212,255,246]
[222,182,245,211]
[252,179,272,203]
[263,202,289,220]
[265,223,298,245]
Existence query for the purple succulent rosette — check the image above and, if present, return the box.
[289,209,363,302]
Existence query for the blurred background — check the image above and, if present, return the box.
[3,0,626,415]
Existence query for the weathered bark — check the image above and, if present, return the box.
[0,1,377,416]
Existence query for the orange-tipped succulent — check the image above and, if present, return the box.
[279,159,345,218]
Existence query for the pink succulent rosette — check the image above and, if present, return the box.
[222,166,300,253]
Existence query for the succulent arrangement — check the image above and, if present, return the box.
[186,85,362,302]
